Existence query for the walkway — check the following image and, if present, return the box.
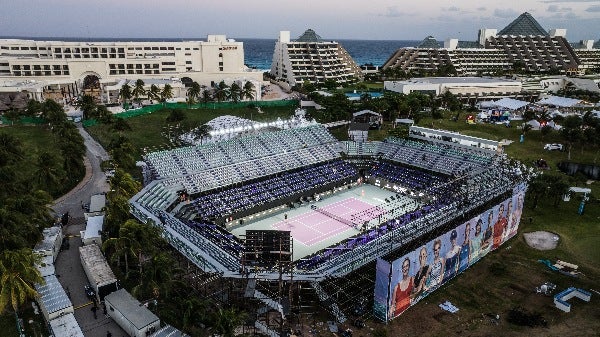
[52,125,126,337]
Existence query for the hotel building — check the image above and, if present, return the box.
[0,35,262,103]
[383,13,600,76]
[270,29,363,87]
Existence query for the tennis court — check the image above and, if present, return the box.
[273,197,386,246]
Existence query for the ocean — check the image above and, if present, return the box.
[240,38,419,71]
[1,36,419,71]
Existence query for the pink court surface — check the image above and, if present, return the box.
[272,197,385,246]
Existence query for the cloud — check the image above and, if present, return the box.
[586,5,600,12]
[547,5,573,12]
[494,8,519,18]
[477,7,486,11]
[541,0,598,3]
[381,6,409,17]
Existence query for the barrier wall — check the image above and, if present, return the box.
[374,186,526,321]
[83,100,298,127]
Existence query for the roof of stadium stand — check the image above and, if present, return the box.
[498,12,548,36]
[130,124,527,281]
[353,110,381,117]
[537,95,583,107]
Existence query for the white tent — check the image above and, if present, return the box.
[492,97,529,110]
[537,95,582,107]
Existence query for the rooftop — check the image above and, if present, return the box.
[498,12,548,36]
[48,313,84,337]
[295,29,323,42]
[79,244,117,286]
[36,274,72,314]
[105,289,159,330]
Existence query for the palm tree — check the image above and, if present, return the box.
[160,84,173,106]
[0,133,24,167]
[34,151,64,193]
[242,81,255,101]
[147,84,161,103]
[120,83,132,109]
[187,81,201,104]
[103,235,135,275]
[181,297,209,330]
[0,249,44,314]
[214,81,230,102]
[132,79,146,108]
[213,307,248,337]
[201,89,212,103]
[229,82,241,103]
[75,95,97,120]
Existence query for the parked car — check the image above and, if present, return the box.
[544,143,563,151]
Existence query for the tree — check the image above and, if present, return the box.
[187,81,201,105]
[214,81,230,102]
[34,151,64,193]
[132,79,146,107]
[160,84,173,106]
[96,105,114,124]
[242,81,255,101]
[24,99,42,118]
[75,95,97,120]
[201,89,212,103]
[108,136,136,170]
[229,82,241,103]
[0,249,44,314]
[213,307,248,337]
[4,108,21,125]
[560,115,583,160]
[148,84,161,103]
[120,83,132,109]
[112,117,132,132]
[166,109,186,123]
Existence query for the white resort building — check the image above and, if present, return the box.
[0,35,263,104]
[270,29,363,87]
[383,12,600,76]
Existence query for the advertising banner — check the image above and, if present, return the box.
[374,191,525,321]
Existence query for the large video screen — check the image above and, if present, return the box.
[373,188,525,321]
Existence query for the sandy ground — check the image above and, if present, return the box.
[523,231,560,250]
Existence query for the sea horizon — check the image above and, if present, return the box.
[0,36,421,70]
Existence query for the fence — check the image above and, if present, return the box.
[83,100,298,127]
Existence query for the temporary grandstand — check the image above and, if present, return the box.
[130,124,529,333]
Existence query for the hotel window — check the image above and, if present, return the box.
[160,47,166,50]
[219,67,223,71]
[118,48,124,53]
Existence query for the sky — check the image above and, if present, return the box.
[1,0,599,41]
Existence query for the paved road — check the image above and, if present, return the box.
[52,125,126,337]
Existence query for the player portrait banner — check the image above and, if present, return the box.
[373,191,525,321]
